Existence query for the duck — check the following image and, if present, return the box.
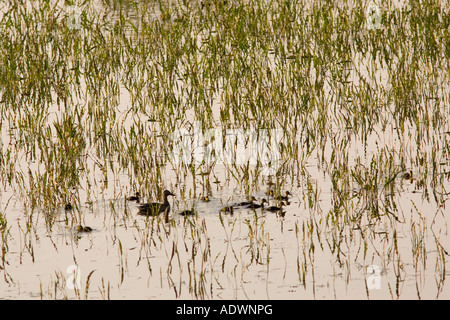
[275,191,292,201]
[236,196,257,207]
[138,190,175,217]
[127,192,140,202]
[265,202,284,213]
[246,199,268,209]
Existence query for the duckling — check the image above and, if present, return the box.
[275,191,292,201]
[236,196,257,207]
[265,189,275,196]
[402,170,413,180]
[200,195,210,202]
[246,199,268,209]
[220,206,234,215]
[127,192,140,202]
[138,190,175,216]
[76,225,92,232]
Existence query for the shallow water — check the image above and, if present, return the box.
[1,145,449,300]
[0,0,449,300]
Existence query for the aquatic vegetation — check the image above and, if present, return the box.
[0,0,448,299]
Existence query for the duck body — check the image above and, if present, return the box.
[236,196,257,207]
[246,199,267,209]
[138,190,174,216]
[138,202,169,216]
[266,206,280,212]
[264,200,285,212]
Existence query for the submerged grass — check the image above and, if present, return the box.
[0,0,449,299]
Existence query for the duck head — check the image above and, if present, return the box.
[163,190,175,197]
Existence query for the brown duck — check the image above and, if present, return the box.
[138,190,175,219]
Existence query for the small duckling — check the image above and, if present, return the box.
[220,206,234,215]
[127,192,140,202]
[275,191,292,201]
[402,170,413,180]
[77,225,92,232]
[200,195,211,202]
[236,196,257,207]
[246,199,268,209]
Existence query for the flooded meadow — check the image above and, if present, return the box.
[0,0,449,299]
